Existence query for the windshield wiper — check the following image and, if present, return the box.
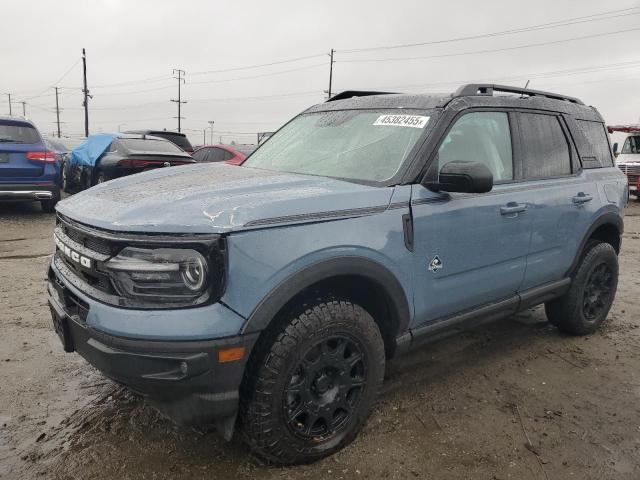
[0,139,24,143]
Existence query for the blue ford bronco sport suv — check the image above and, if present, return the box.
[48,84,627,464]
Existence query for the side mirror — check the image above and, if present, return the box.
[613,142,619,158]
[430,161,493,193]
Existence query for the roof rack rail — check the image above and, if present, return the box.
[326,90,400,102]
[453,84,584,105]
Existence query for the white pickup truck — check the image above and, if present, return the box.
[609,125,640,198]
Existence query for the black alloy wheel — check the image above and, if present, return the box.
[582,263,614,320]
[284,335,367,440]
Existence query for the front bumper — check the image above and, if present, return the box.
[47,266,258,427]
[0,183,58,200]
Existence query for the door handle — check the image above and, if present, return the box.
[500,202,527,215]
[572,193,593,205]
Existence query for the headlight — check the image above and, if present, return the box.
[104,247,210,306]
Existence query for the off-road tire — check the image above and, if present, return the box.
[240,299,385,465]
[545,242,618,335]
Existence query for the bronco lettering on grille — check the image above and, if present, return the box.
[54,233,92,269]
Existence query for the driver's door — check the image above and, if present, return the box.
[410,111,532,327]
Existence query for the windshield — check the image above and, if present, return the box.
[243,109,432,183]
[622,136,640,154]
[119,138,184,154]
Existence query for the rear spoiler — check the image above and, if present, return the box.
[607,125,640,134]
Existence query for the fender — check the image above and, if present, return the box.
[240,256,411,336]
[565,210,623,277]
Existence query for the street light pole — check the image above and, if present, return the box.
[208,120,215,145]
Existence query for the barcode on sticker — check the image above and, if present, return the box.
[373,115,429,128]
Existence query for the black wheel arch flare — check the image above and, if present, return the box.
[240,256,411,340]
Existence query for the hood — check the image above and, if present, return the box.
[56,163,394,233]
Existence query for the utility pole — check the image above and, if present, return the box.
[203,129,206,145]
[82,48,90,137]
[328,48,335,99]
[6,93,12,115]
[20,101,26,117]
[208,121,215,144]
[54,87,61,138]
[171,69,186,132]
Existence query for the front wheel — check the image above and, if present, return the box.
[240,300,385,465]
[61,161,71,192]
[545,242,618,335]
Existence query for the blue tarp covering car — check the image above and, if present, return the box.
[68,134,117,167]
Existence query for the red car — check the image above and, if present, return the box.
[192,144,255,166]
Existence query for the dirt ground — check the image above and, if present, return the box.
[1,199,639,480]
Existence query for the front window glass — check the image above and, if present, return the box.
[622,136,640,154]
[438,112,513,181]
[243,110,432,183]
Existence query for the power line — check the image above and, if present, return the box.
[337,27,640,64]
[338,6,640,53]
[91,75,173,89]
[82,90,322,111]
[187,62,327,86]
[22,58,81,101]
[189,53,326,77]
[360,60,640,92]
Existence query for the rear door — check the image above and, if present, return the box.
[516,112,598,290]
[0,120,45,182]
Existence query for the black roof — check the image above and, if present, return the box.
[307,84,601,121]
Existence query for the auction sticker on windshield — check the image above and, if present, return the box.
[373,115,429,128]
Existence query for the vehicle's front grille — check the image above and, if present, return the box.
[55,215,118,296]
[60,220,113,256]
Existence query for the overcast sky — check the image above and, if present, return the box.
[1,0,639,146]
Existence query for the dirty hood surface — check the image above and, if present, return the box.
[56,163,393,233]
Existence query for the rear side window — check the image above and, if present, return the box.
[152,133,193,151]
[519,113,571,179]
[438,112,513,181]
[0,122,40,144]
[193,149,208,162]
[208,147,228,162]
[576,120,613,167]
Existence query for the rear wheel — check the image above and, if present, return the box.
[240,299,385,465]
[93,169,109,186]
[41,189,60,213]
[545,242,618,335]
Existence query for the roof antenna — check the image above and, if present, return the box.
[520,80,531,99]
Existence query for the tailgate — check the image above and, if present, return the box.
[0,143,45,180]
[0,121,45,181]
